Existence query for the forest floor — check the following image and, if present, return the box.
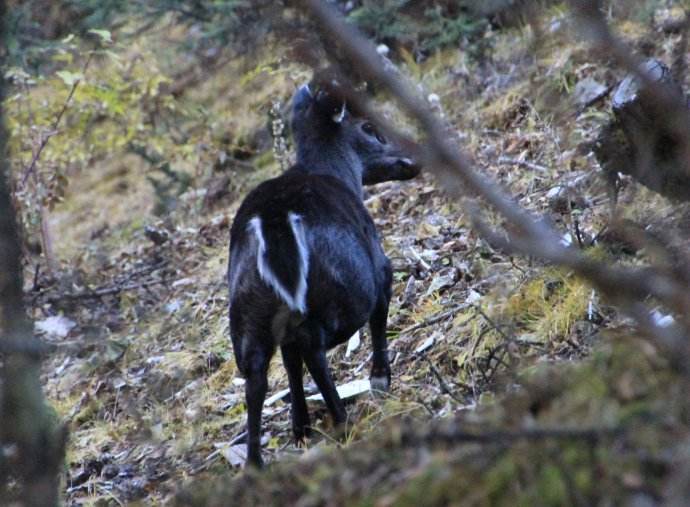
[14,3,690,506]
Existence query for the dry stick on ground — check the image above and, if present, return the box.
[420,355,464,403]
[29,259,168,304]
[399,303,470,334]
[42,278,172,303]
[300,0,690,369]
[497,156,548,174]
[466,304,518,384]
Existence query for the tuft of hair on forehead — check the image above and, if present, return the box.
[309,68,367,119]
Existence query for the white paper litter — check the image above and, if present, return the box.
[306,379,371,403]
[414,335,435,354]
[35,315,76,338]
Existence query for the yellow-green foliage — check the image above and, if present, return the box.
[447,270,589,384]
[6,39,185,184]
[503,269,589,343]
[481,81,532,129]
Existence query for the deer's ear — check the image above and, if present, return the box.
[332,102,346,124]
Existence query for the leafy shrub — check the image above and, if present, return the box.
[348,0,418,46]
[348,0,489,59]
[6,0,283,67]
[420,5,486,53]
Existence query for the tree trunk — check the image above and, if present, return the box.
[0,1,66,504]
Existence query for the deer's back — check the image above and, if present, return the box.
[229,167,387,345]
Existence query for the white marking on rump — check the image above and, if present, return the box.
[247,214,310,314]
[287,212,309,314]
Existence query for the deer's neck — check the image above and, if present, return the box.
[296,143,363,198]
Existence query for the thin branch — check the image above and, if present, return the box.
[497,156,548,173]
[399,303,470,335]
[421,355,464,403]
[21,51,94,186]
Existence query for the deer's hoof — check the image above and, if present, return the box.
[370,374,390,393]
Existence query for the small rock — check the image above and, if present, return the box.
[144,225,169,245]
[465,290,482,304]
[612,59,670,109]
[651,309,675,328]
[573,77,607,107]
[165,300,182,314]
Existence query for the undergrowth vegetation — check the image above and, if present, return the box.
[4,0,690,504]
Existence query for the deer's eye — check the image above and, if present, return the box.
[362,122,386,144]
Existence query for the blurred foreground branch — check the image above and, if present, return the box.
[300,0,690,368]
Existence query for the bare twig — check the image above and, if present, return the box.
[399,303,470,335]
[19,51,95,276]
[21,51,94,186]
[420,355,464,403]
[471,304,512,345]
[497,156,548,173]
[577,83,614,112]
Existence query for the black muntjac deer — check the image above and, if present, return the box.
[228,79,420,467]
